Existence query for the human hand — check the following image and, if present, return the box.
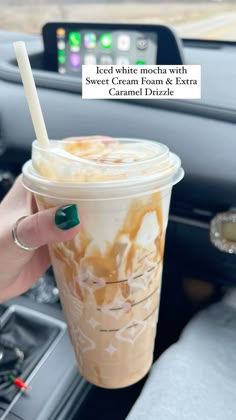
[0,175,80,302]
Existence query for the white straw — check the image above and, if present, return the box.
[13,41,49,147]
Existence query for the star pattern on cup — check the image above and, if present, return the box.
[145,257,158,272]
[100,289,132,320]
[104,344,119,356]
[86,318,100,329]
[128,265,155,291]
[143,297,153,311]
[77,270,105,294]
[115,319,147,344]
[74,328,96,354]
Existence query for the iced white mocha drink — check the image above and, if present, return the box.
[22,137,183,388]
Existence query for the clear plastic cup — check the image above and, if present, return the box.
[22,137,183,388]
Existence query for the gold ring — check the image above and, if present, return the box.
[11,216,38,252]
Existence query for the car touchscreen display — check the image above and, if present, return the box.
[56,27,158,75]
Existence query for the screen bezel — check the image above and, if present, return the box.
[42,22,184,73]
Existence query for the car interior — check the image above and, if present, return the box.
[0,1,236,419]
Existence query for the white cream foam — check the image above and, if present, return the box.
[31,138,172,183]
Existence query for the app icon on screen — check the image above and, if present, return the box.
[84,33,96,49]
[135,59,145,65]
[100,33,112,49]
[69,53,81,68]
[84,54,97,65]
[116,56,130,65]
[56,28,65,37]
[117,34,130,51]
[57,40,65,50]
[58,50,66,64]
[136,37,148,50]
[68,32,81,47]
[70,45,80,52]
[100,55,113,65]
[59,67,66,74]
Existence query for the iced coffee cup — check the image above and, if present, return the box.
[22,136,183,388]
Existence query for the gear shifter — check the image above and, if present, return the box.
[0,336,26,393]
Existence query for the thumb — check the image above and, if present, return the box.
[15,204,80,250]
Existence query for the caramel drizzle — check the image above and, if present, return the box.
[64,139,148,163]
[104,258,160,284]
[37,191,164,307]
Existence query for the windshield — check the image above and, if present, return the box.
[1,0,235,41]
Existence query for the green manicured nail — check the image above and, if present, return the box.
[54,204,80,230]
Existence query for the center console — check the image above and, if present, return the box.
[0,297,91,420]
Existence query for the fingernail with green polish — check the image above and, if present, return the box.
[54,204,80,230]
